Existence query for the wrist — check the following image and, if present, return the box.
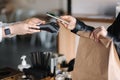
[3,25,16,37]
[71,20,79,33]
[9,25,15,35]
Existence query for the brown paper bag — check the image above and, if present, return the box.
[108,42,120,80]
[72,31,120,80]
[58,24,76,62]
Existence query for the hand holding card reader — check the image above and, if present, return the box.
[37,13,69,33]
[37,22,59,33]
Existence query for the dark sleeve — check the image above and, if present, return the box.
[71,18,94,34]
[107,27,120,59]
[107,13,120,59]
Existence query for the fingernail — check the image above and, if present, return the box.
[36,23,41,26]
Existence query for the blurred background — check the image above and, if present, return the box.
[0,0,117,69]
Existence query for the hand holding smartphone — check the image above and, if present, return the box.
[46,13,69,25]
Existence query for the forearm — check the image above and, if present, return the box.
[2,21,24,38]
[71,19,94,34]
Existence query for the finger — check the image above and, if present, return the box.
[96,32,100,39]
[96,32,102,42]
[68,20,76,30]
[41,21,46,24]
[28,29,40,33]
[26,18,46,25]
[89,32,93,38]
[93,29,100,40]
[90,28,99,41]
[93,32,100,42]
[60,15,72,22]
[58,20,68,28]
[30,24,41,29]
[93,29,100,38]
[93,29,102,42]
[90,32,96,41]
[90,30,96,39]
[89,32,93,39]
[58,16,68,25]
[60,15,69,20]
[38,20,46,24]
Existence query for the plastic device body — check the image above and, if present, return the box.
[37,22,59,33]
